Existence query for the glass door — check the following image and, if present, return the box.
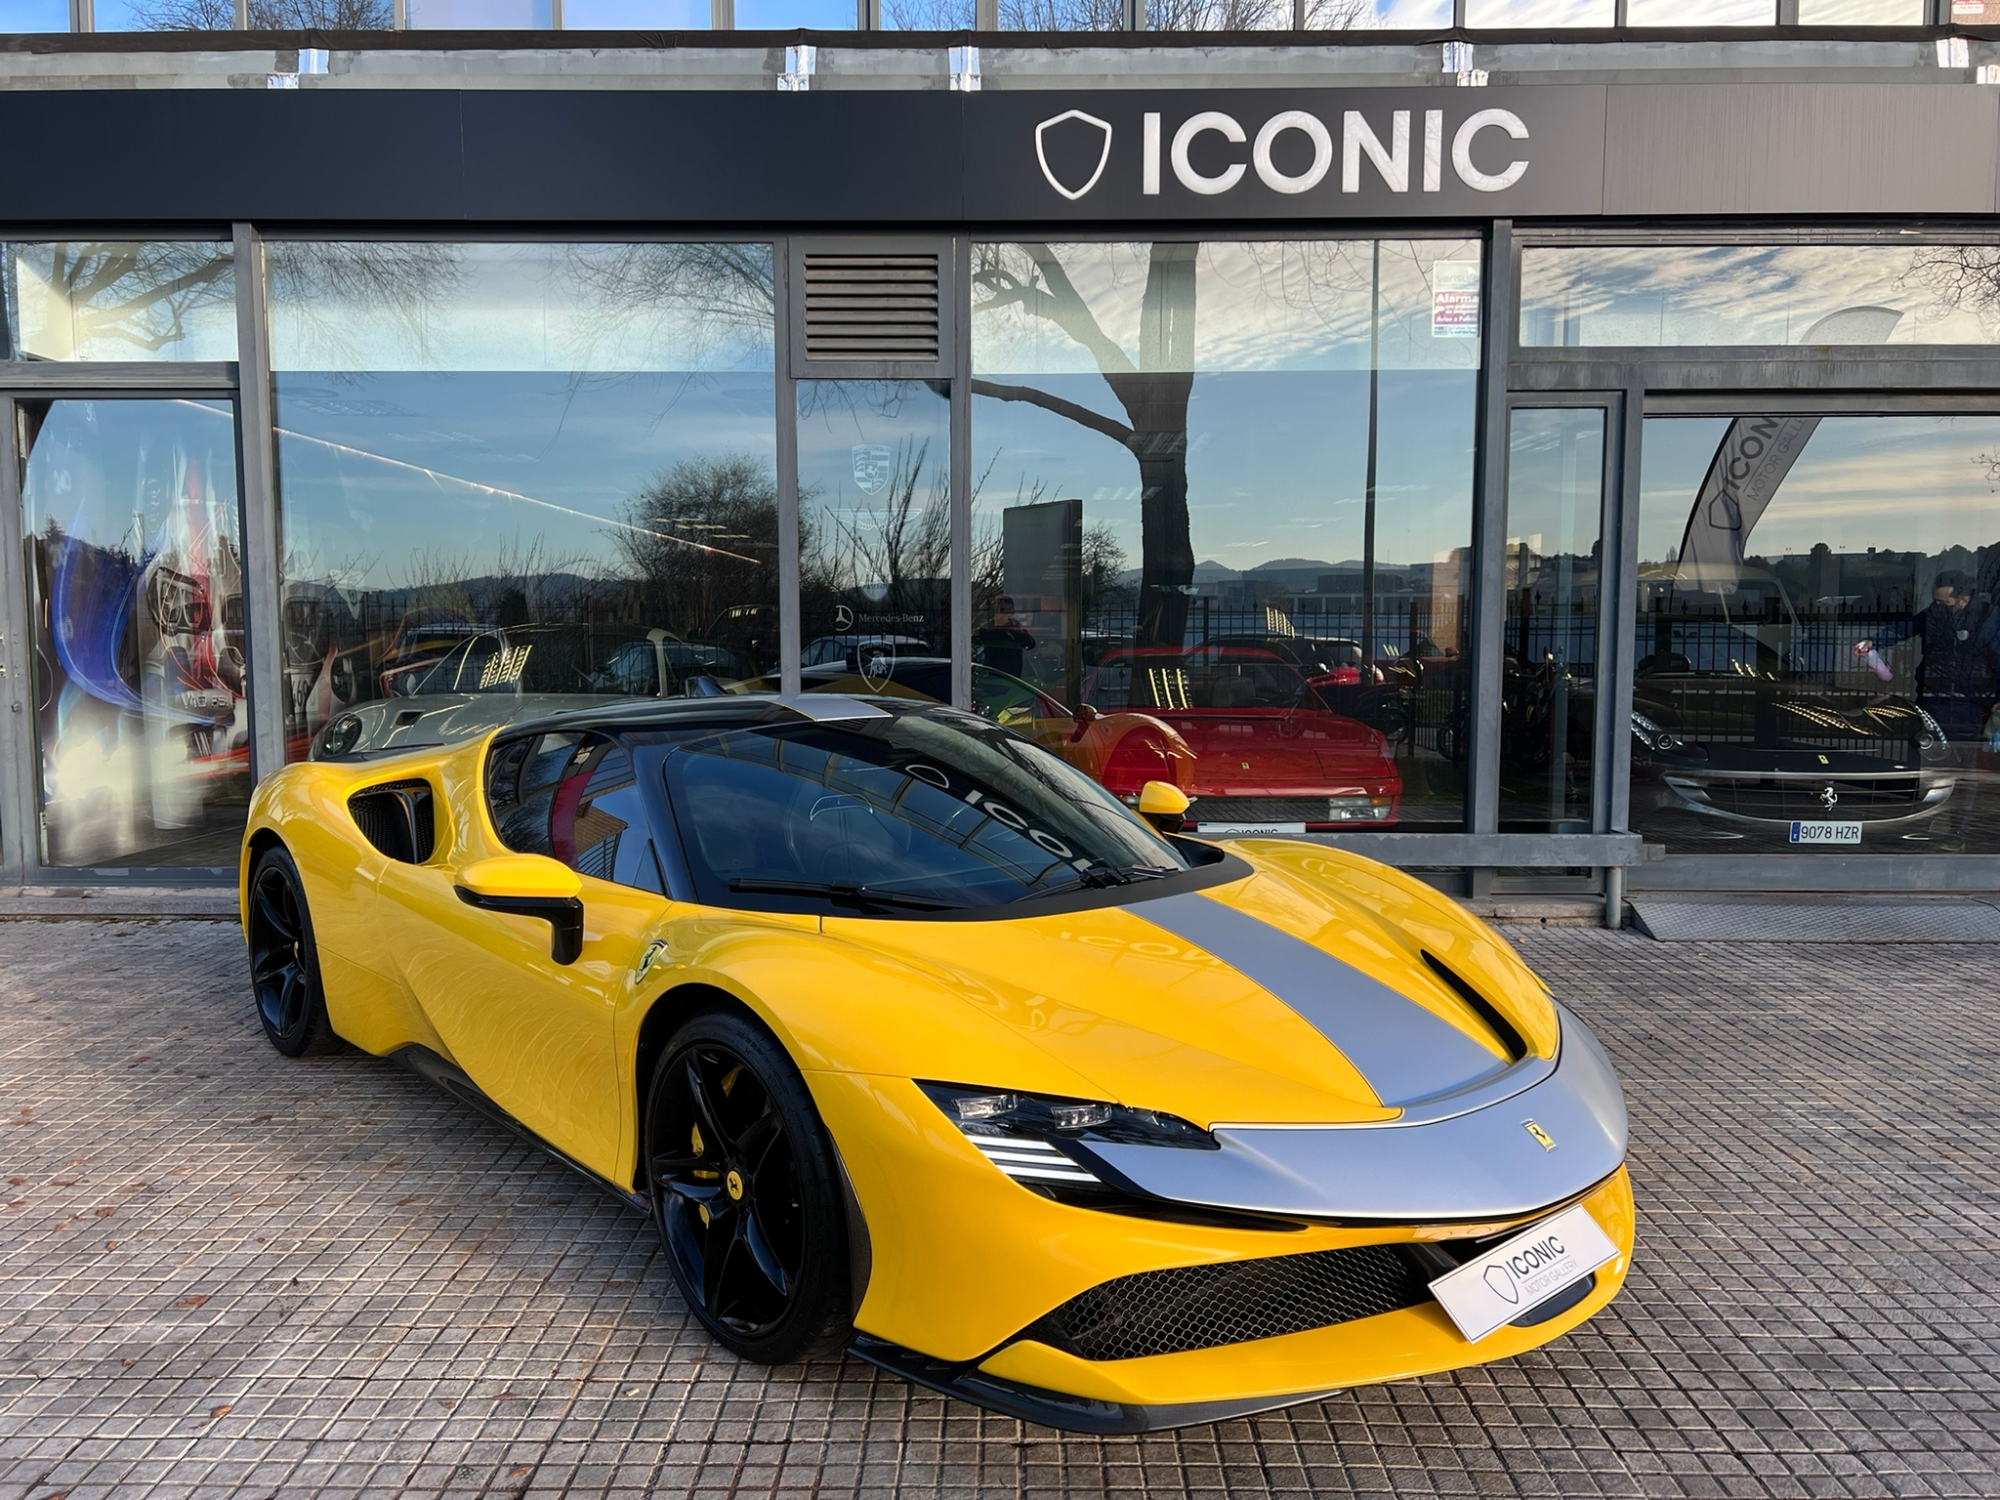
[17,396,249,870]
[1500,404,1611,833]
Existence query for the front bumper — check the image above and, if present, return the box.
[852,1168,1635,1432]
[811,1004,1634,1422]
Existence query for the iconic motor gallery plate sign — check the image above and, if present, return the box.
[1428,1202,1621,1343]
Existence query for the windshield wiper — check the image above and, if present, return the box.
[1016,864,1179,900]
[726,878,962,912]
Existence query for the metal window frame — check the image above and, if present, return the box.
[1495,388,1625,831]
[1504,220,2000,892]
[0,396,32,886]
[235,223,286,787]
[0,382,245,888]
[778,233,965,704]
[0,230,248,887]
[960,225,1500,863]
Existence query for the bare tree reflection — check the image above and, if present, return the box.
[882,0,1367,22]
[121,0,390,26]
[2,240,461,363]
[972,243,1197,647]
[1903,246,2000,336]
[616,455,781,653]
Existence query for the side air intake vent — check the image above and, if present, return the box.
[802,252,942,363]
[349,780,436,865]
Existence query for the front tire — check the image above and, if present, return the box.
[245,846,340,1057]
[645,1009,852,1364]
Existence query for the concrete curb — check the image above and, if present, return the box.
[0,887,238,921]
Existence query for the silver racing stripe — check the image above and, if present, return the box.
[1136,891,1507,1107]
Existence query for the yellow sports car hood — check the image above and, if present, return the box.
[825,843,1625,1223]
[825,843,1557,1129]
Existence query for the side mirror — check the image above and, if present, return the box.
[1136,779,1192,835]
[454,854,585,965]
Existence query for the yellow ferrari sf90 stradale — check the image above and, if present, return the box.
[240,694,1634,1433]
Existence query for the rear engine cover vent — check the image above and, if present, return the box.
[349,779,436,865]
[802,252,942,364]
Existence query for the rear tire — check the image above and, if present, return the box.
[645,1008,852,1364]
[245,846,341,1057]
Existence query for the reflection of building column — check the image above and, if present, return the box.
[1362,240,1381,666]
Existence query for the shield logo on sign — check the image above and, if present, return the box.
[851,444,893,496]
[1035,110,1113,202]
[862,645,895,693]
[1483,1263,1520,1305]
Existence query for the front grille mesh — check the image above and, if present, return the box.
[1034,1245,1431,1362]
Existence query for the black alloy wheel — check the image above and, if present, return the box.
[646,1010,851,1363]
[246,846,340,1057]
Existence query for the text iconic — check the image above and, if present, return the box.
[1037,104,1531,201]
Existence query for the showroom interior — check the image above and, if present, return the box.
[1,17,1998,917]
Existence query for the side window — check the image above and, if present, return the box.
[484,732,664,895]
[485,731,586,859]
[561,742,665,894]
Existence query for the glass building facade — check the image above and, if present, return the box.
[0,25,1995,915]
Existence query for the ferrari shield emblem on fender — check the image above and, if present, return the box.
[1035,109,1113,202]
[851,444,893,496]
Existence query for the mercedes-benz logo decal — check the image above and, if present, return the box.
[1035,109,1113,202]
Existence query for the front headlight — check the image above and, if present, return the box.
[1630,711,1681,752]
[921,1082,1215,1151]
[317,714,364,759]
[917,1083,1314,1230]
[1915,707,1947,750]
[920,1081,1214,1195]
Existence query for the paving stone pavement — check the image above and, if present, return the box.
[0,918,1995,1500]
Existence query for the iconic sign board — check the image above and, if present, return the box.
[964,87,1608,220]
[0,80,1977,223]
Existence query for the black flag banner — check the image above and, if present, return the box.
[1674,304,1903,591]
[1674,414,1819,593]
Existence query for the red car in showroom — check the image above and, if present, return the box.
[1082,644,1401,832]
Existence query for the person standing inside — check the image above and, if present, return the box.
[1854,569,2000,849]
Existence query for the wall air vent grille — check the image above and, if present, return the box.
[349,779,436,865]
[802,253,942,364]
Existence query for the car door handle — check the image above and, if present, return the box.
[454,887,585,965]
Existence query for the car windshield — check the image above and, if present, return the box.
[662,708,1190,914]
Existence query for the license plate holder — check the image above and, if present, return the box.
[1789,820,1862,845]
[1427,1203,1620,1343]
